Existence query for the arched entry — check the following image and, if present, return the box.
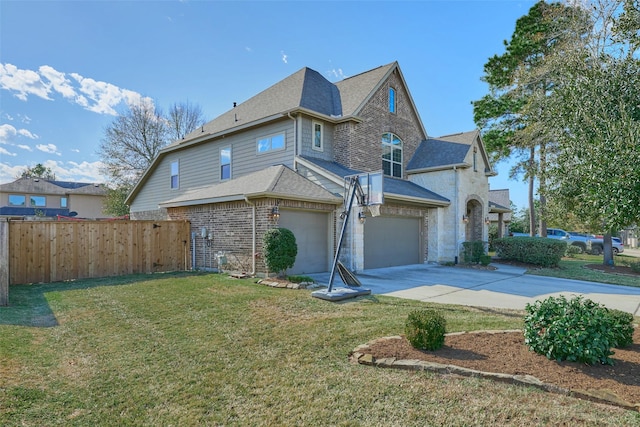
[465,199,483,242]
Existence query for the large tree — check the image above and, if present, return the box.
[532,0,640,265]
[18,163,56,180]
[99,99,206,216]
[472,1,589,236]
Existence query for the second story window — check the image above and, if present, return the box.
[9,195,25,206]
[30,196,46,207]
[61,197,68,208]
[170,161,179,189]
[220,147,231,180]
[382,132,403,178]
[389,87,396,113]
[473,147,478,172]
[312,122,323,151]
[257,133,285,153]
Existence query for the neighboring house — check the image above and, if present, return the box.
[488,189,512,238]
[0,177,110,219]
[126,61,497,275]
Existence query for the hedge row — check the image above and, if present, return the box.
[493,237,566,267]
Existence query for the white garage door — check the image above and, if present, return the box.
[277,210,329,274]
[364,216,421,269]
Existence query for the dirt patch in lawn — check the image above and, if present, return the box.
[360,328,640,411]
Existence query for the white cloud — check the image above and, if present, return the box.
[44,159,106,182]
[1,63,152,116]
[71,148,80,153]
[17,144,32,151]
[327,68,346,81]
[18,129,38,139]
[0,124,17,143]
[0,146,17,157]
[0,162,25,183]
[36,143,61,155]
[1,123,39,143]
[0,63,51,101]
[281,51,288,64]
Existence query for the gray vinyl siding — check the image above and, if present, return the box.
[130,119,295,213]
[299,117,334,161]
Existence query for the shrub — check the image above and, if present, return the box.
[630,261,640,273]
[262,228,297,277]
[405,309,446,351]
[493,237,566,267]
[608,309,635,348]
[462,241,485,264]
[524,296,618,365]
[565,244,582,258]
[479,254,492,266]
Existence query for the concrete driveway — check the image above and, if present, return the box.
[307,263,640,315]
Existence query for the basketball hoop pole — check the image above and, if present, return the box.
[328,176,364,292]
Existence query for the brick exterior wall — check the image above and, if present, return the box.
[334,69,426,178]
[167,198,336,275]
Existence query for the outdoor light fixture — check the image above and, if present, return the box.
[358,211,366,224]
[462,214,469,223]
[269,206,280,220]
[485,216,491,224]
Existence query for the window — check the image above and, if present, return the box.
[61,197,68,208]
[170,161,179,189]
[473,147,478,172]
[382,132,403,178]
[220,147,231,180]
[8,195,25,206]
[389,87,396,113]
[30,196,46,207]
[257,133,285,153]
[312,122,323,151]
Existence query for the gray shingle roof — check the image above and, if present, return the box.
[171,62,398,148]
[407,139,471,171]
[299,156,449,205]
[160,165,342,208]
[0,178,107,195]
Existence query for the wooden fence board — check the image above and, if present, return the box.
[7,220,191,285]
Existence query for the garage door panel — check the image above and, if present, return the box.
[277,210,329,274]
[364,216,420,269]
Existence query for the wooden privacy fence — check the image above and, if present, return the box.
[2,219,191,287]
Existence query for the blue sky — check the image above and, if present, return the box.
[1,0,536,209]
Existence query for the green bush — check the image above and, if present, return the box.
[479,254,492,266]
[608,309,635,348]
[524,296,618,365]
[493,237,566,267]
[262,228,297,277]
[462,241,485,264]
[405,309,446,351]
[565,244,582,258]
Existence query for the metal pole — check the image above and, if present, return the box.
[328,177,361,292]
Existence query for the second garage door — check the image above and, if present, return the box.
[364,216,421,269]
[277,209,330,274]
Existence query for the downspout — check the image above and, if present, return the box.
[287,112,298,171]
[244,196,256,276]
[454,165,460,264]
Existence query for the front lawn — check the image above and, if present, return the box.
[525,253,640,287]
[2,272,638,425]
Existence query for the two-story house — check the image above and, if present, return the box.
[0,177,110,219]
[126,61,500,275]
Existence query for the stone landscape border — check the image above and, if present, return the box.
[349,330,640,412]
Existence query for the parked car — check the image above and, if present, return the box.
[547,228,593,253]
[588,237,624,255]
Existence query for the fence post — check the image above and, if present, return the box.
[0,218,9,306]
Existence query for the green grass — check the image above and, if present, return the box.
[2,272,639,426]
[526,253,640,287]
